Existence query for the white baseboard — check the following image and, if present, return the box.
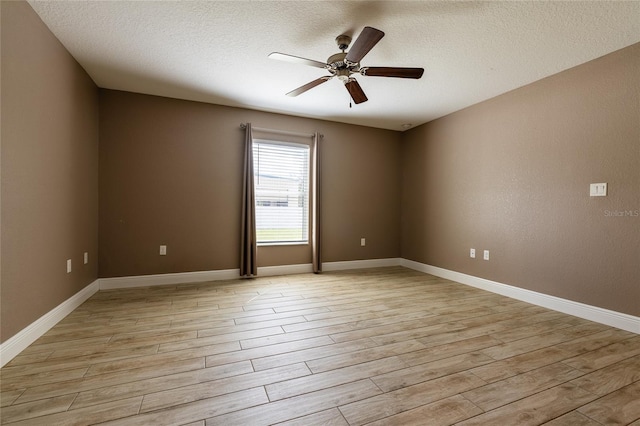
[400,259,639,334]
[98,258,403,289]
[258,264,314,276]
[257,258,403,275]
[323,258,402,271]
[0,280,100,368]
[98,269,240,290]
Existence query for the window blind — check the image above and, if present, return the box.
[253,139,310,244]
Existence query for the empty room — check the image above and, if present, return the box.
[1,1,639,425]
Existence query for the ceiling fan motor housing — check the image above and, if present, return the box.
[327,52,359,81]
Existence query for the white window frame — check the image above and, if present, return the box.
[253,139,311,246]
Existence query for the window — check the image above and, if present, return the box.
[253,139,310,244]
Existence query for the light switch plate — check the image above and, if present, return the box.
[159,245,167,255]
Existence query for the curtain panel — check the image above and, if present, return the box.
[240,123,257,277]
[311,132,322,273]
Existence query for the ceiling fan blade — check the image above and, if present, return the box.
[344,79,368,104]
[361,67,424,79]
[286,77,332,97]
[345,27,385,64]
[269,52,327,69]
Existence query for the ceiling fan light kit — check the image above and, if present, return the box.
[269,26,424,105]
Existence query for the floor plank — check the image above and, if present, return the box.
[2,397,143,426]
[562,336,640,373]
[251,337,377,372]
[363,394,482,426]
[100,387,268,426]
[371,352,493,392]
[461,362,584,411]
[304,340,424,374]
[541,410,602,425]
[0,394,76,424]
[265,356,407,401]
[457,383,598,426]
[570,354,640,395]
[139,362,311,413]
[70,359,254,410]
[339,371,485,425]
[274,408,348,426]
[216,333,334,360]
[577,381,640,425]
[206,379,381,425]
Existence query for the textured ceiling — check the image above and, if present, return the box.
[28,1,640,131]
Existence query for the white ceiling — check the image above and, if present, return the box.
[28,1,640,131]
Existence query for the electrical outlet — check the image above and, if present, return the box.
[361,238,366,247]
[470,248,475,258]
[67,259,72,273]
[159,245,167,255]
[590,183,607,197]
[483,250,490,261]
[84,252,89,265]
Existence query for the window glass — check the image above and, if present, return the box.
[253,140,310,244]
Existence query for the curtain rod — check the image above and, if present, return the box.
[240,123,323,139]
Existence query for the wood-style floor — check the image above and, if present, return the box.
[1,266,639,425]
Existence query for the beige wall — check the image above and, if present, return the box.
[98,90,401,277]
[1,2,99,342]
[401,43,640,316]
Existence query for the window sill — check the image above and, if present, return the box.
[257,241,309,247]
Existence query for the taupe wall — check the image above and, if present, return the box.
[2,0,637,346]
[99,90,401,278]
[401,43,640,316]
[1,2,99,342]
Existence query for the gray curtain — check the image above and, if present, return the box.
[311,132,322,273]
[240,123,257,277]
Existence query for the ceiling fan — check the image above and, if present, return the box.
[269,26,424,105]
